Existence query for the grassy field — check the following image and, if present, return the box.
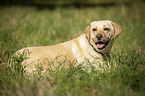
[0,1,145,96]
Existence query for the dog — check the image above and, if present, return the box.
[9,20,121,74]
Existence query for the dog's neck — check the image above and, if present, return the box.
[79,34,110,61]
[89,42,110,60]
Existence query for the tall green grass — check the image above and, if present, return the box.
[0,1,145,96]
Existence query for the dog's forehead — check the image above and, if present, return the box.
[91,21,113,29]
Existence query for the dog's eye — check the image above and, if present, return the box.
[92,28,97,31]
[104,28,110,32]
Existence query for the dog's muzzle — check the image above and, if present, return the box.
[95,34,110,50]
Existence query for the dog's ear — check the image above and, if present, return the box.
[85,25,90,41]
[110,21,122,39]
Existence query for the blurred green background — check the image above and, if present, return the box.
[0,0,140,7]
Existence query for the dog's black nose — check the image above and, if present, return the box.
[96,34,103,40]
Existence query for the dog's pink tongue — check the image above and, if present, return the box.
[97,44,105,48]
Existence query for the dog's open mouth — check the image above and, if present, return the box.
[95,41,109,50]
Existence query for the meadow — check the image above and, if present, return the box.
[0,1,145,96]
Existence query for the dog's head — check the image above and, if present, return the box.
[85,20,122,54]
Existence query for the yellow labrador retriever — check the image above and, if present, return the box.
[10,20,121,73]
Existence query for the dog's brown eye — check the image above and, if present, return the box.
[92,28,97,31]
[104,28,110,32]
